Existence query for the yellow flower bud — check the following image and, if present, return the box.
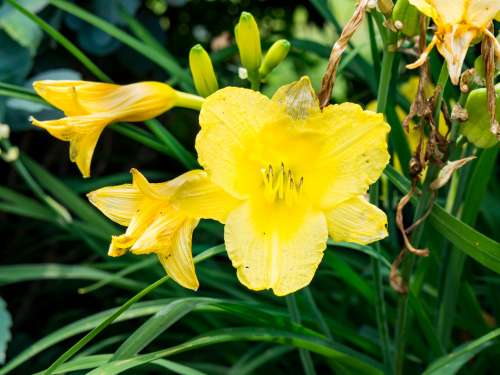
[189,44,219,98]
[258,39,291,78]
[234,12,262,74]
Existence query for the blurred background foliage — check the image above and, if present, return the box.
[0,0,499,374]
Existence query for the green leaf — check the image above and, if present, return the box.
[0,0,48,54]
[0,300,171,375]
[423,328,500,375]
[4,0,110,82]
[87,327,384,375]
[33,355,207,375]
[460,83,500,148]
[0,31,32,82]
[41,245,225,375]
[0,298,12,365]
[228,345,292,375]
[112,298,214,360]
[21,155,119,236]
[48,0,193,91]
[0,186,56,222]
[33,355,112,375]
[384,165,500,275]
[150,359,208,375]
[323,252,376,303]
[0,263,146,291]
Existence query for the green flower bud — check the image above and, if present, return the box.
[235,12,262,74]
[460,84,500,148]
[392,0,419,37]
[189,44,219,98]
[259,39,291,78]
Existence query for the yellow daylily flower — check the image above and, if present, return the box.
[181,77,390,296]
[87,168,232,290]
[407,0,500,85]
[31,80,203,177]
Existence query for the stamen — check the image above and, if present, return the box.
[262,163,303,205]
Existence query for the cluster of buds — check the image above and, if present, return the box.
[234,12,290,88]
[188,12,290,95]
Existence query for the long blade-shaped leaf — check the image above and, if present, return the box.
[112,298,215,360]
[423,328,500,375]
[88,327,384,375]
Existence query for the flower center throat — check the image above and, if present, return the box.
[261,162,303,205]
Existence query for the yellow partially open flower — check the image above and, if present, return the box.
[31,81,203,177]
[87,168,231,290]
[178,77,390,296]
[408,0,500,84]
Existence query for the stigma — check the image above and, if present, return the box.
[261,162,303,205]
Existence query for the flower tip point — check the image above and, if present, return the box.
[240,11,252,20]
[29,116,42,127]
[298,76,312,84]
[190,44,203,52]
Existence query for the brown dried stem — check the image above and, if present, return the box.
[390,249,408,294]
[318,0,369,108]
[402,15,432,131]
[396,184,430,257]
[482,23,499,139]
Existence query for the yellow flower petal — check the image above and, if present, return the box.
[33,81,178,120]
[130,209,185,255]
[409,0,463,24]
[87,183,141,226]
[436,27,476,85]
[225,200,328,296]
[158,218,200,291]
[408,0,437,19]
[31,115,110,178]
[464,0,500,28]
[325,196,388,245]
[310,103,390,209]
[408,1,500,85]
[172,170,241,223]
[196,87,286,198]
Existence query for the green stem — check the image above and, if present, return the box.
[394,63,449,375]
[375,49,395,114]
[248,70,261,91]
[370,184,393,375]
[286,295,316,375]
[370,22,397,375]
[175,91,204,111]
[302,288,332,339]
[1,140,71,223]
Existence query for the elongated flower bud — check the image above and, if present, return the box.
[235,12,262,74]
[259,39,291,78]
[30,80,204,177]
[189,44,219,97]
